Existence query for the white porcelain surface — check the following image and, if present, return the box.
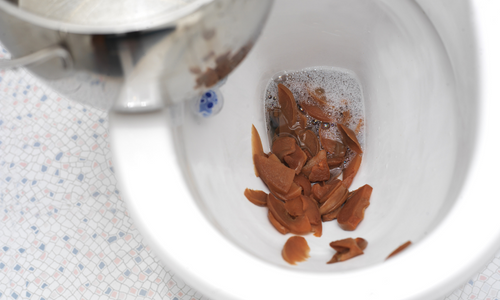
[109,0,500,299]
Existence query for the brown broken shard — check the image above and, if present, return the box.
[271,182,302,201]
[312,179,341,203]
[267,194,311,235]
[282,236,310,265]
[278,84,298,126]
[337,184,373,231]
[254,155,295,195]
[298,130,320,157]
[251,125,266,177]
[284,144,307,175]
[293,174,311,197]
[319,182,349,215]
[284,196,304,217]
[272,136,297,161]
[300,101,335,123]
[386,241,412,260]
[321,206,342,222]
[337,123,363,154]
[268,210,289,235]
[342,153,362,189]
[302,150,330,182]
[301,195,322,237]
[327,237,367,264]
[243,189,267,207]
[307,86,329,106]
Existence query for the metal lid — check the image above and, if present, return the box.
[0,0,212,34]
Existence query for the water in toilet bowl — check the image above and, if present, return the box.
[265,66,366,166]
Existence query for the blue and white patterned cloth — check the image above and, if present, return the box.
[0,46,499,300]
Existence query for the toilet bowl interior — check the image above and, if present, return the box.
[172,0,476,272]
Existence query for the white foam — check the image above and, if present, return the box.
[264,66,366,149]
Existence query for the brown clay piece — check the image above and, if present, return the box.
[302,150,330,182]
[243,189,267,207]
[271,182,302,201]
[293,174,312,196]
[386,241,412,260]
[301,195,322,237]
[284,143,307,175]
[278,84,298,126]
[268,210,289,235]
[327,237,367,264]
[342,153,362,189]
[327,155,344,169]
[252,125,266,177]
[282,236,310,265]
[268,153,282,164]
[254,155,295,195]
[298,130,320,157]
[300,101,335,123]
[337,123,363,154]
[321,206,342,222]
[272,136,297,161]
[267,194,311,235]
[337,184,373,231]
[307,86,329,106]
[319,181,349,215]
[312,179,341,203]
[340,109,352,125]
[284,196,304,217]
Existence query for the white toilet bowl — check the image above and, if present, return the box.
[109,0,500,299]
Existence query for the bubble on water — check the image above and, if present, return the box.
[264,66,366,150]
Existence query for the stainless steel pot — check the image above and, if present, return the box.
[0,0,273,111]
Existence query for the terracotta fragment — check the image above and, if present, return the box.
[254,155,295,195]
[321,206,342,222]
[340,109,352,125]
[342,153,362,189]
[251,125,266,177]
[322,137,346,158]
[298,130,320,157]
[386,241,412,260]
[312,179,341,203]
[337,184,373,231]
[284,196,305,217]
[307,87,328,106]
[268,210,289,235]
[243,189,267,207]
[337,123,363,154]
[355,238,368,251]
[303,147,313,161]
[271,182,302,201]
[278,84,298,126]
[267,194,311,235]
[302,150,330,182]
[272,136,297,161]
[327,155,344,169]
[319,182,349,215]
[284,144,307,175]
[301,195,322,237]
[268,153,282,164]
[355,118,364,135]
[282,236,310,265]
[293,174,312,196]
[300,101,335,123]
[309,163,330,182]
[327,237,367,264]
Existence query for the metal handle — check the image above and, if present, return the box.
[0,45,73,70]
